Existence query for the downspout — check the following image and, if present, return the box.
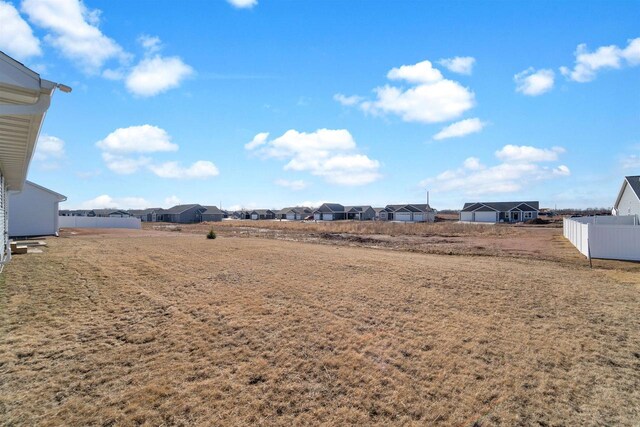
[0,185,11,273]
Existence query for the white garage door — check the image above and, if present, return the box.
[474,211,497,222]
[413,213,426,222]
[324,213,334,221]
[251,213,258,220]
[314,213,322,220]
[396,212,412,221]
[460,212,473,221]
[286,213,296,220]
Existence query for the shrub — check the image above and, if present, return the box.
[206,228,217,239]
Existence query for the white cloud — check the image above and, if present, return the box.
[364,80,474,123]
[387,60,443,84]
[0,1,41,61]
[125,55,193,97]
[463,157,484,171]
[275,179,307,191]
[138,34,161,54]
[245,132,269,150]
[148,160,219,179]
[433,118,485,140]
[333,93,364,106]
[421,145,570,196]
[227,0,257,8]
[495,145,564,162]
[246,129,381,186]
[79,194,150,210]
[298,200,327,208]
[96,125,179,153]
[97,125,218,179]
[101,153,150,175]
[346,59,475,124]
[22,0,128,74]
[553,165,571,176]
[20,1,191,96]
[560,38,640,82]
[34,134,65,161]
[621,154,640,169]
[514,68,555,96]
[437,56,475,75]
[164,195,181,207]
[623,38,640,65]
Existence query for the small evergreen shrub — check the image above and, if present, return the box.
[206,228,216,239]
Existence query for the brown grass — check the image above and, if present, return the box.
[1,231,639,425]
[186,219,539,237]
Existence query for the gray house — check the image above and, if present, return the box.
[612,175,640,220]
[92,209,132,218]
[159,204,205,223]
[250,209,276,220]
[200,206,224,222]
[129,208,162,222]
[313,203,346,221]
[59,209,92,217]
[344,205,375,220]
[277,206,312,220]
[380,204,435,222]
[460,201,539,223]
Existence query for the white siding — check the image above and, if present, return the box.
[9,182,61,237]
[616,183,640,219]
[0,174,7,263]
[474,211,497,222]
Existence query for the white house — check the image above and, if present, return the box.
[612,175,640,220]
[0,52,68,263]
[9,181,66,237]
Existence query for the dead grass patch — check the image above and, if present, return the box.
[1,234,639,425]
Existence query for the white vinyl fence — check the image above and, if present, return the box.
[59,216,141,229]
[563,216,640,261]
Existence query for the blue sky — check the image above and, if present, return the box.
[1,0,639,210]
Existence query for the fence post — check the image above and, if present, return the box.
[586,222,592,268]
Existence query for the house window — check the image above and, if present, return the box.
[524,212,533,219]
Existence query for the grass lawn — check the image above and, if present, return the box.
[1,230,639,425]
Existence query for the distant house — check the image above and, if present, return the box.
[373,207,386,220]
[231,210,250,220]
[380,204,435,222]
[612,175,640,220]
[159,204,205,223]
[313,203,346,221]
[9,181,66,237]
[277,206,312,220]
[200,206,224,222]
[460,201,539,223]
[93,209,132,218]
[344,205,375,221]
[130,208,162,222]
[250,209,275,220]
[128,208,162,222]
[59,209,92,217]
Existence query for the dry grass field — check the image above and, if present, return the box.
[1,228,639,426]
